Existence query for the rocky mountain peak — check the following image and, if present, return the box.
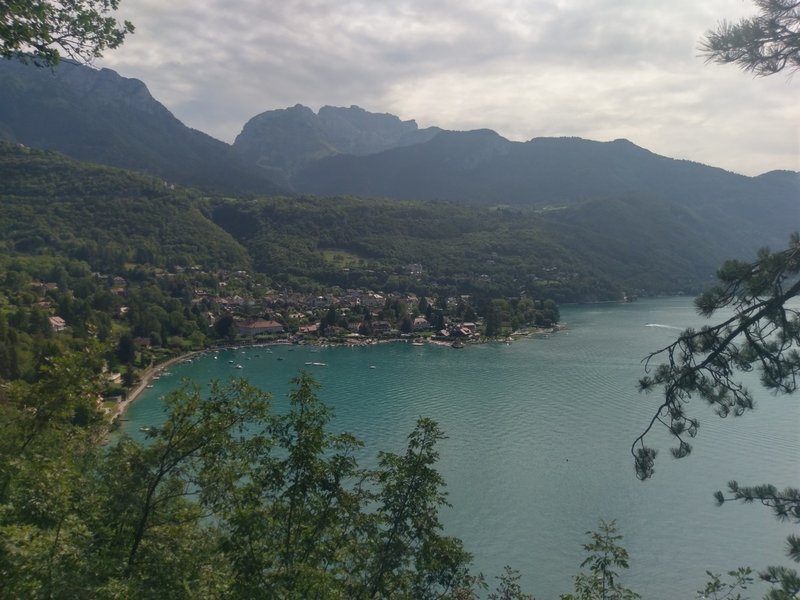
[232,104,440,184]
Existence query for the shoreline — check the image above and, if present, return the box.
[111,326,564,423]
[110,350,204,423]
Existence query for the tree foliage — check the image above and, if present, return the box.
[0,364,485,598]
[634,235,800,598]
[697,567,755,600]
[560,520,638,600]
[634,234,800,478]
[487,566,535,600]
[0,144,252,274]
[700,0,800,75]
[0,0,133,66]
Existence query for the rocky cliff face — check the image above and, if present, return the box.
[232,104,440,186]
[232,105,335,187]
[316,105,438,155]
[58,64,169,116]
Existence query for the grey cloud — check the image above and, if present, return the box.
[98,0,798,175]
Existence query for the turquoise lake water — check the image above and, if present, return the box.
[124,297,799,599]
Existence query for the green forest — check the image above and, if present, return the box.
[1,142,756,304]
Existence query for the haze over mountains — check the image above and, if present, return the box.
[232,104,441,189]
[0,58,797,298]
[232,100,797,216]
[1,59,795,208]
[0,59,283,195]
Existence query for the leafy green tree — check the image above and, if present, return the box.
[697,567,755,600]
[116,332,136,364]
[8,376,272,598]
[0,325,544,599]
[634,235,800,598]
[418,295,429,315]
[214,313,237,340]
[0,346,109,598]
[219,372,370,599]
[111,379,270,588]
[488,566,535,600]
[365,417,473,600]
[463,305,477,323]
[0,0,134,66]
[83,372,472,599]
[122,363,136,388]
[560,520,639,600]
[432,309,445,332]
[324,305,338,327]
[541,299,560,326]
[484,303,501,338]
[700,0,800,75]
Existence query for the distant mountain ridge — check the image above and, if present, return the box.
[0,59,283,195]
[292,131,798,208]
[232,104,440,187]
[0,59,795,215]
[228,102,797,216]
[0,59,796,273]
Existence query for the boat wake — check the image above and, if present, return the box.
[645,323,683,331]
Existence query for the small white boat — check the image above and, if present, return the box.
[235,364,243,369]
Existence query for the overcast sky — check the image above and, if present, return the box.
[97,0,798,176]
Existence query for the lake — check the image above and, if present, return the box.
[124,297,799,599]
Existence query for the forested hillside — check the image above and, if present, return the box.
[2,144,792,302]
[0,144,251,273]
[209,191,795,301]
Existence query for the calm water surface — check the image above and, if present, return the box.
[125,297,799,599]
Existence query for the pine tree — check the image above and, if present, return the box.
[700,0,800,76]
[635,235,800,598]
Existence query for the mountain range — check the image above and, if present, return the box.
[0,58,797,299]
[0,59,282,195]
[1,59,796,210]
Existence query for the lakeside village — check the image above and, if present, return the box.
[12,264,562,410]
